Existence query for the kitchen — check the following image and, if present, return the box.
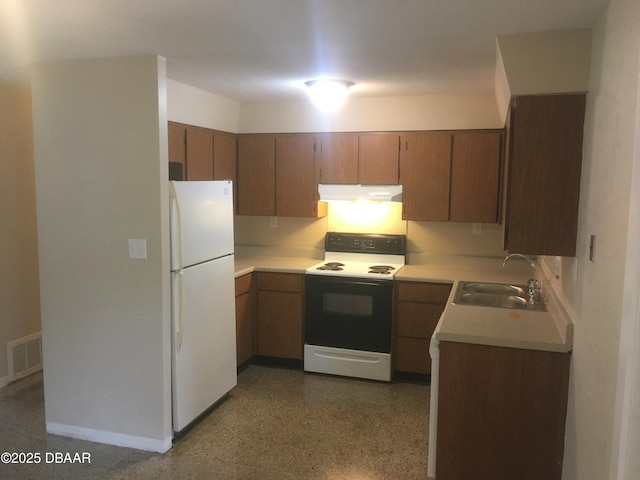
[1,1,640,479]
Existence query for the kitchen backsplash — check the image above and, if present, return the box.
[234,203,506,259]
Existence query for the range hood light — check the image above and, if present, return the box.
[318,184,403,203]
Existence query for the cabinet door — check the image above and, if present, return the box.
[168,122,186,164]
[504,95,586,256]
[394,282,451,374]
[437,342,570,480]
[276,134,323,217]
[168,122,186,180]
[257,290,303,359]
[319,133,358,184]
[237,135,276,216]
[256,273,303,360]
[450,131,502,223]
[399,132,452,221]
[358,133,400,184]
[185,126,214,181]
[213,132,237,182]
[235,274,254,366]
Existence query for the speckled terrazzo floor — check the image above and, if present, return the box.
[0,364,432,480]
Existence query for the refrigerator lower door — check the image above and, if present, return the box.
[171,254,237,433]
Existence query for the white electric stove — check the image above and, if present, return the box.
[304,232,406,381]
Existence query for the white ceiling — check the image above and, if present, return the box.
[0,0,608,102]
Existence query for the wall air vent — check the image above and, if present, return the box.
[7,332,43,384]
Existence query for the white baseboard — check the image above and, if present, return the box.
[46,422,172,453]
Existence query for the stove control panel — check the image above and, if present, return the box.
[324,232,406,255]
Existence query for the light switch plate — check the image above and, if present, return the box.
[128,239,147,259]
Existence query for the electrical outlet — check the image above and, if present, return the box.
[472,223,482,235]
[269,216,278,228]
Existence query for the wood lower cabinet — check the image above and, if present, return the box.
[256,272,304,360]
[436,341,571,480]
[394,281,452,374]
[235,273,255,367]
[503,94,586,256]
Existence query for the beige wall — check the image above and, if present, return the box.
[31,56,172,451]
[167,79,241,132]
[554,0,640,478]
[238,93,502,133]
[497,29,591,97]
[0,85,41,383]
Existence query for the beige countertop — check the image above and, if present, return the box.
[234,254,317,277]
[234,250,573,354]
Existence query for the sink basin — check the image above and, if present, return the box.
[452,281,546,312]
[457,292,529,309]
[461,282,526,296]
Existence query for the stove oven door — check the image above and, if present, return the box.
[304,274,393,353]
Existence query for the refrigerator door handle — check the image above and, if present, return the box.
[174,270,185,352]
[170,181,185,270]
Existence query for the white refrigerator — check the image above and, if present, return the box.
[169,180,237,434]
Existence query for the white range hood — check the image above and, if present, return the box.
[318,184,403,203]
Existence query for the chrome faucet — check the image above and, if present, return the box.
[502,254,542,306]
[502,253,536,271]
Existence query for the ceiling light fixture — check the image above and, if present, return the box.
[304,79,354,111]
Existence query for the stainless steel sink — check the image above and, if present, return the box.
[461,282,526,296]
[452,281,546,311]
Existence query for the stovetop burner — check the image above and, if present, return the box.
[368,265,396,274]
[316,262,345,271]
[306,232,406,280]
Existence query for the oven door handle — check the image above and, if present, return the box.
[312,349,383,364]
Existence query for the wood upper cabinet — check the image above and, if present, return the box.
[213,132,237,182]
[185,125,214,181]
[436,341,571,480]
[503,94,586,256]
[318,132,400,184]
[256,273,304,360]
[358,133,400,184]
[450,131,502,223]
[399,132,452,221]
[168,122,186,180]
[237,135,276,216]
[275,134,326,218]
[318,133,359,184]
[168,122,238,184]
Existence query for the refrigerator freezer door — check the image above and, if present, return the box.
[170,181,234,271]
[171,254,237,433]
